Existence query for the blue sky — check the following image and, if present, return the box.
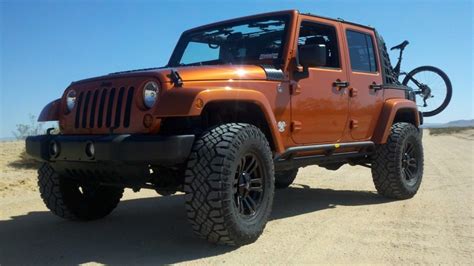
[1,0,472,138]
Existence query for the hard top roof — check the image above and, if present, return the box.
[184,10,375,33]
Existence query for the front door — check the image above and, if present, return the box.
[342,25,384,140]
[291,18,349,144]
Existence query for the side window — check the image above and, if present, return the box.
[298,22,340,68]
[346,30,377,72]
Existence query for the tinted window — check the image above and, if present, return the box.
[169,16,289,67]
[181,42,220,65]
[298,22,340,68]
[346,30,377,72]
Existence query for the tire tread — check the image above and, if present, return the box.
[371,122,424,199]
[38,163,123,221]
[184,123,274,246]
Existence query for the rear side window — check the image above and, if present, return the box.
[346,30,377,72]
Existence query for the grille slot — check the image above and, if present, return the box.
[123,87,135,128]
[74,87,134,129]
[74,92,84,128]
[81,91,91,128]
[114,87,125,128]
[105,88,116,128]
[97,89,108,128]
[89,90,99,128]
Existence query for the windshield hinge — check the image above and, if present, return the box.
[168,69,183,87]
[290,81,301,95]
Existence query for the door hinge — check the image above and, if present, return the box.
[350,119,359,129]
[291,121,302,132]
[290,81,301,95]
[349,87,358,97]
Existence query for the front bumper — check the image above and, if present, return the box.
[25,134,195,166]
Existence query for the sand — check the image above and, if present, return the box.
[0,130,473,264]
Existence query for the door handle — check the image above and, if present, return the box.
[370,82,384,91]
[333,79,349,89]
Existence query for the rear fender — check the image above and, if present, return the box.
[372,99,420,144]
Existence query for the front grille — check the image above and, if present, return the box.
[74,86,135,129]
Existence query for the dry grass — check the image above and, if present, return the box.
[7,149,41,169]
[428,126,474,136]
[0,141,39,196]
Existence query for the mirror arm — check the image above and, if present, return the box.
[292,46,309,80]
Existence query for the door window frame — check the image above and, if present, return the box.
[296,19,343,71]
[345,29,380,74]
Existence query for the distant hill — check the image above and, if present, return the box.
[444,119,474,127]
[0,137,17,142]
[423,119,474,128]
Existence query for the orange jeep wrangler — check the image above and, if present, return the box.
[26,10,424,246]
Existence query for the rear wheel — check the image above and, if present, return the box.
[184,123,274,246]
[371,123,424,199]
[275,168,298,189]
[38,163,124,220]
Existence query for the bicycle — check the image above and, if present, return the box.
[391,40,452,117]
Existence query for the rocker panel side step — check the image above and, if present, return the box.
[274,141,374,171]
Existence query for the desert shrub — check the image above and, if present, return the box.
[8,115,58,169]
[12,114,44,140]
[429,127,474,136]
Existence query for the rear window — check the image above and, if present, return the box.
[346,30,377,72]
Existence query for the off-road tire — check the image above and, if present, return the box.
[184,123,274,246]
[371,122,424,199]
[38,163,124,220]
[275,168,298,189]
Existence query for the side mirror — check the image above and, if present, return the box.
[298,44,327,68]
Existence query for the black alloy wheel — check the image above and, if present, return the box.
[234,153,264,218]
[401,137,422,187]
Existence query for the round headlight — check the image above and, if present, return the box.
[143,81,159,108]
[66,90,77,112]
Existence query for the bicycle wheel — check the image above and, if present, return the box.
[402,66,452,117]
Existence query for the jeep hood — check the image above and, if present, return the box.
[73,65,271,85]
[158,65,269,82]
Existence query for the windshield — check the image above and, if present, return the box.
[168,16,290,67]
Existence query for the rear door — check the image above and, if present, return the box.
[290,17,350,144]
[342,25,384,140]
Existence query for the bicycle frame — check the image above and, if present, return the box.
[392,45,429,106]
[393,48,404,80]
[393,44,423,88]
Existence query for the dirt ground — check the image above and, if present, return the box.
[0,130,473,264]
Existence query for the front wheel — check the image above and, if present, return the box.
[402,66,452,117]
[184,123,274,246]
[38,163,124,220]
